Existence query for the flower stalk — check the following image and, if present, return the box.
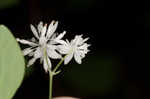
[49,70,53,99]
[48,52,71,99]
[53,54,67,73]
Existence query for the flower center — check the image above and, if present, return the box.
[39,37,48,55]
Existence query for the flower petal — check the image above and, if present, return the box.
[31,37,36,42]
[47,21,58,39]
[54,39,67,45]
[16,38,38,46]
[78,43,90,50]
[74,51,82,64]
[82,37,89,43]
[38,21,43,34]
[55,31,66,40]
[75,35,83,45]
[47,46,62,59]
[64,52,74,64]
[34,47,42,59]
[43,57,51,72]
[57,44,70,54]
[78,37,89,45]
[30,24,39,39]
[41,24,47,37]
[27,57,37,67]
[22,47,34,56]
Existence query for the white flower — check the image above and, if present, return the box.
[17,21,66,72]
[58,35,90,64]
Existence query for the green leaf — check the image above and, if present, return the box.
[0,25,25,99]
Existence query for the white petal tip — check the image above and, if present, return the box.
[16,38,20,41]
[27,64,31,67]
[64,62,68,65]
[45,70,49,73]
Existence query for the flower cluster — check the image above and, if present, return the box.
[17,21,90,72]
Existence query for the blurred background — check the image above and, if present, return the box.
[0,0,146,99]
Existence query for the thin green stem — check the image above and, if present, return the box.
[52,54,67,73]
[53,49,73,74]
[43,47,72,99]
[49,71,53,99]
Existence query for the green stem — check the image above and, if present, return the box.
[53,49,73,74]
[49,71,53,99]
[52,54,67,73]
[53,58,64,73]
[44,47,72,99]
[48,55,67,99]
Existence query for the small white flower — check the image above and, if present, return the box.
[58,35,90,64]
[17,21,66,72]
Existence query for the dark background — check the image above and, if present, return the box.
[0,0,147,99]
